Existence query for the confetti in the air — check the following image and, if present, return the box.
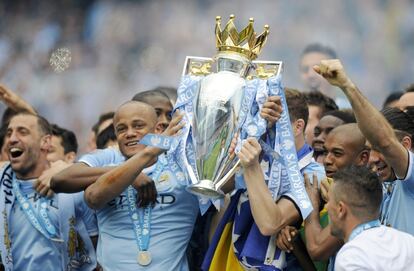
[49,47,71,73]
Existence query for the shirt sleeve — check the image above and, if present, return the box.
[78,148,120,168]
[73,192,98,236]
[398,150,414,194]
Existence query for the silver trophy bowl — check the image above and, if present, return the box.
[185,53,251,198]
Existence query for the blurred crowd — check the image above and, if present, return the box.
[1,0,414,152]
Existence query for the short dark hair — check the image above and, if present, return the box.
[132,89,170,104]
[404,84,414,93]
[96,124,116,149]
[152,86,177,102]
[0,124,7,151]
[381,107,414,140]
[51,124,78,154]
[92,112,115,134]
[1,107,18,127]
[285,88,309,127]
[382,92,403,109]
[333,165,382,220]
[305,91,338,118]
[302,43,337,59]
[322,110,356,124]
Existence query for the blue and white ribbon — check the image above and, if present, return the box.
[12,179,62,242]
[267,75,313,218]
[349,219,381,241]
[140,134,175,150]
[126,156,166,255]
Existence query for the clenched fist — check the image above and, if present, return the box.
[313,59,354,89]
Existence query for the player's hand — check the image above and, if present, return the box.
[313,59,353,89]
[304,173,321,211]
[276,225,298,253]
[34,160,71,197]
[260,96,283,129]
[132,173,157,208]
[237,138,261,168]
[228,132,239,159]
[320,177,334,203]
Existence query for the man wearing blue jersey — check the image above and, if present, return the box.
[315,59,414,236]
[0,113,97,271]
[55,101,196,270]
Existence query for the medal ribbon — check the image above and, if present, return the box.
[348,219,381,241]
[126,151,167,255]
[12,179,62,241]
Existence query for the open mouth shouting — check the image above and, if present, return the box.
[9,147,24,160]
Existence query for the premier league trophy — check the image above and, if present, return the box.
[178,15,282,199]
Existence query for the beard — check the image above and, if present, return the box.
[11,147,39,179]
[330,221,345,240]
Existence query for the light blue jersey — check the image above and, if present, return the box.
[381,150,414,235]
[79,148,199,271]
[9,178,97,271]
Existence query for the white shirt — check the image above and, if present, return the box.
[335,226,414,271]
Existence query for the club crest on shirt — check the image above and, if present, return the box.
[156,170,173,191]
[67,216,92,270]
[2,210,12,264]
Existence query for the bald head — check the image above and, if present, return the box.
[328,123,366,151]
[114,101,158,128]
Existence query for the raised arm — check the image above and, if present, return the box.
[238,138,300,236]
[313,60,408,178]
[0,84,36,115]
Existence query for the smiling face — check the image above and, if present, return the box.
[323,124,368,178]
[114,102,158,159]
[5,114,50,178]
[368,146,394,182]
[323,135,357,177]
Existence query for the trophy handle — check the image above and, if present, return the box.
[182,56,214,76]
[214,160,241,191]
[247,60,283,80]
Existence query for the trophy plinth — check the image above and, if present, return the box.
[186,180,223,198]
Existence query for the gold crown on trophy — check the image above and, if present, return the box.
[215,14,270,60]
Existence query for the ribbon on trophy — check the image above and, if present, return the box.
[267,75,313,217]
[172,75,215,214]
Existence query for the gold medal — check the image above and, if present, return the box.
[137,251,152,266]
